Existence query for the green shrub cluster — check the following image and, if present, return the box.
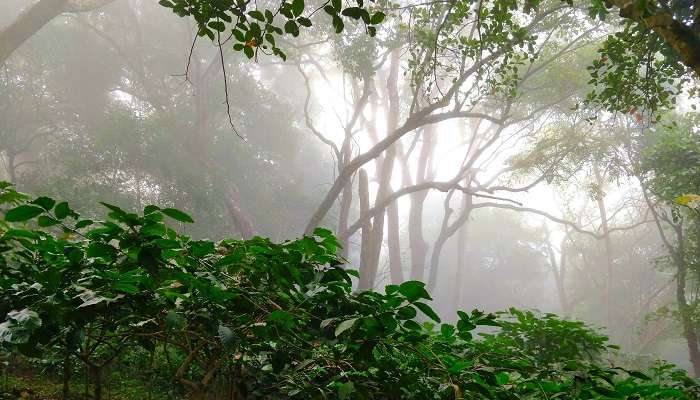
[0,182,698,399]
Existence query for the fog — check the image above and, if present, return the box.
[0,0,695,374]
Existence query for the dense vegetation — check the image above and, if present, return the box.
[1,0,700,398]
[1,182,699,399]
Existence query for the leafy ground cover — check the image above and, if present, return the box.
[0,182,698,399]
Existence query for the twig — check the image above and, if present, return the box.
[217,27,244,139]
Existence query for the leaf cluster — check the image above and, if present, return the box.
[158,0,385,60]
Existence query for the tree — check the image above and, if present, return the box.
[640,114,700,376]
[289,0,611,294]
[0,0,117,64]
[0,0,329,241]
[600,0,700,76]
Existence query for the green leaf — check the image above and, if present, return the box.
[414,302,441,322]
[248,10,265,21]
[341,7,363,19]
[74,219,94,229]
[284,20,299,36]
[402,320,421,331]
[3,229,39,239]
[370,11,385,24]
[338,382,355,399]
[495,372,509,385]
[297,16,312,27]
[335,317,357,336]
[233,29,245,42]
[31,197,55,211]
[37,215,60,227]
[385,284,399,295]
[332,0,342,12]
[215,253,244,268]
[161,208,194,223]
[140,222,166,237]
[113,282,139,294]
[398,280,432,302]
[448,360,472,375]
[87,242,117,258]
[190,240,215,257]
[397,305,417,320]
[100,202,126,216]
[54,202,70,219]
[440,324,455,338]
[5,205,44,222]
[0,309,42,344]
[627,370,650,380]
[332,15,344,33]
[267,310,296,330]
[208,20,226,31]
[291,0,304,17]
[144,205,160,215]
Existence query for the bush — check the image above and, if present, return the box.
[0,182,698,399]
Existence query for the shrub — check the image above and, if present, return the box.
[0,182,698,399]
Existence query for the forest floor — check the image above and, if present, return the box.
[1,371,170,400]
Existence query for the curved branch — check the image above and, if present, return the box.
[340,180,521,240]
[471,202,650,239]
[298,65,340,158]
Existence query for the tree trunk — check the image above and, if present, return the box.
[408,127,436,281]
[62,352,72,400]
[90,365,102,400]
[387,200,403,283]
[337,180,353,258]
[428,189,472,290]
[451,216,469,316]
[5,152,17,184]
[358,169,374,290]
[360,91,391,290]
[385,48,403,284]
[224,183,255,239]
[363,141,397,288]
[544,226,570,316]
[592,162,614,328]
[674,224,700,377]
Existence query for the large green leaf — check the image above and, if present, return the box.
[161,208,194,223]
[335,318,357,337]
[398,281,432,302]
[5,205,44,222]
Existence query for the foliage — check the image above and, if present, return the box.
[585,23,689,120]
[642,117,700,203]
[491,308,614,365]
[158,0,386,60]
[580,0,697,119]
[0,183,698,398]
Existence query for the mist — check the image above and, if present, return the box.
[1,0,699,397]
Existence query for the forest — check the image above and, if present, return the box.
[0,0,699,398]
